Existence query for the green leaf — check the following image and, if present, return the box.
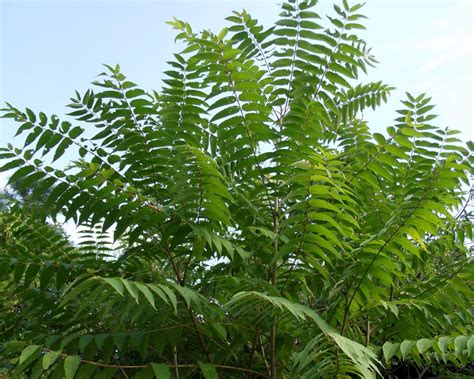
[25,108,36,122]
[97,90,122,99]
[7,166,36,185]
[346,23,366,30]
[158,285,178,313]
[103,277,124,296]
[52,139,72,162]
[416,338,432,354]
[217,27,229,41]
[350,3,366,12]
[43,350,61,370]
[76,364,97,377]
[400,340,416,360]
[437,336,452,355]
[121,278,140,303]
[382,342,399,362]
[114,333,128,352]
[19,345,40,365]
[97,367,117,378]
[79,335,95,352]
[135,282,157,310]
[68,126,84,139]
[23,264,41,287]
[197,361,218,379]
[454,335,468,356]
[0,159,24,172]
[64,355,81,379]
[467,335,474,357]
[151,363,171,378]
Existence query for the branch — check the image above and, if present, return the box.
[413,262,467,300]
[341,194,425,334]
[40,348,267,377]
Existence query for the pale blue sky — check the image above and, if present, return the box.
[0,0,473,188]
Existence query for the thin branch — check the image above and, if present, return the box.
[114,72,162,205]
[259,334,272,378]
[246,325,260,379]
[413,262,467,300]
[222,59,277,223]
[279,171,312,292]
[173,345,180,379]
[281,0,301,118]
[418,365,429,379]
[341,194,425,334]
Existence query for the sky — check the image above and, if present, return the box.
[0,0,473,191]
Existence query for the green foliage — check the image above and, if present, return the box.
[0,0,473,378]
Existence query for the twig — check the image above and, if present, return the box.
[173,345,180,379]
[259,335,271,378]
[418,365,429,379]
[246,325,260,379]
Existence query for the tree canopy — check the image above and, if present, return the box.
[0,0,473,378]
